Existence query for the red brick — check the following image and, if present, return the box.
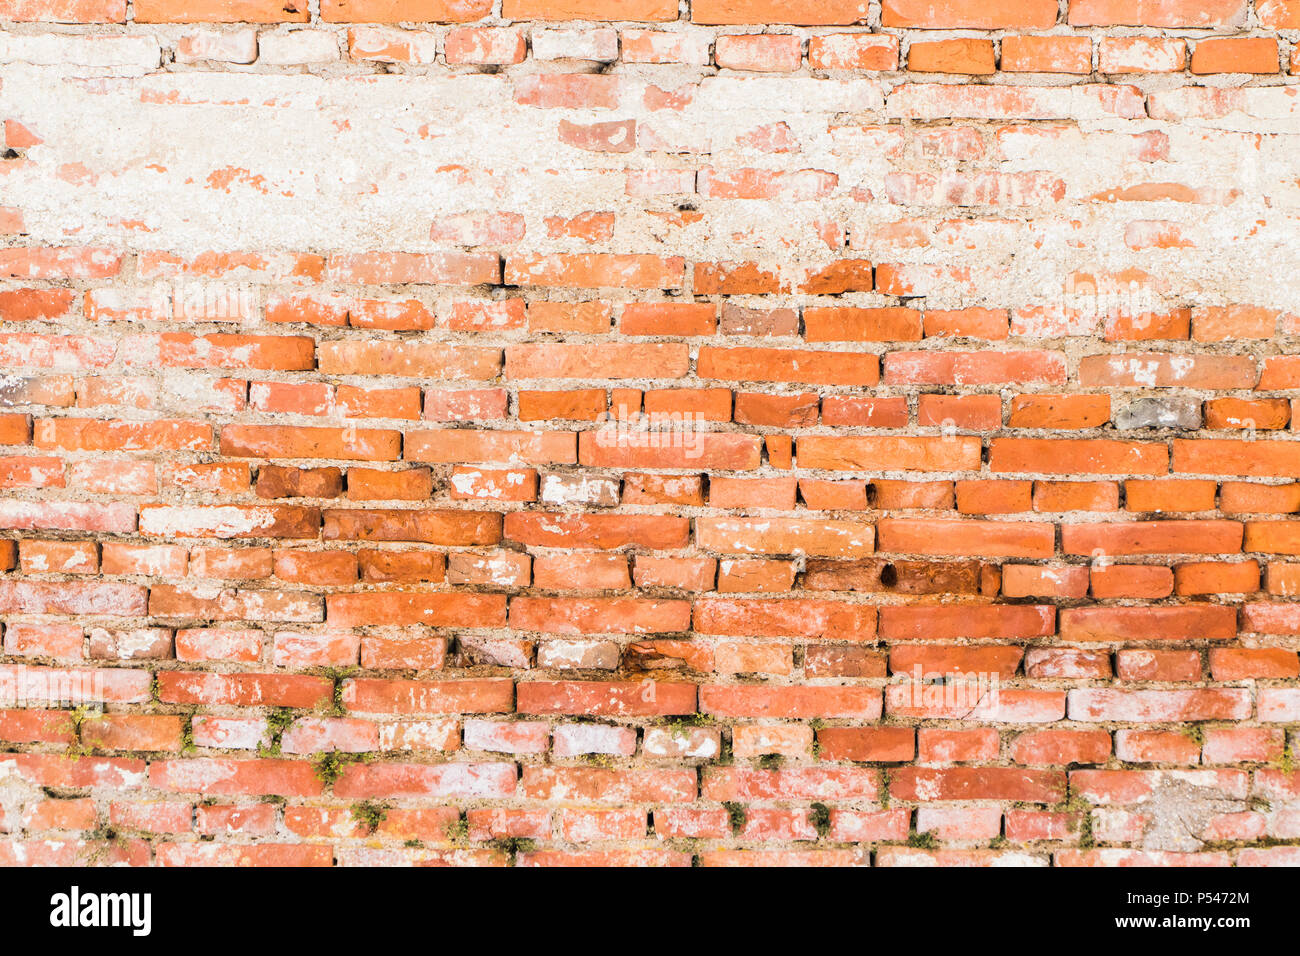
[884,0,1057,27]
[504,0,675,19]
[518,681,695,716]
[1116,649,1202,682]
[1063,520,1243,556]
[909,38,995,74]
[1068,690,1251,722]
[1060,606,1237,642]
[1191,37,1278,74]
[1009,394,1110,429]
[1069,0,1246,27]
[890,767,1065,803]
[1002,35,1092,73]
[877,518,1054,558]
[991,438,1167,476]
[808,33,898,70]
[699,347,879,386]
[326,592,506,629]
[886,350,1065,386]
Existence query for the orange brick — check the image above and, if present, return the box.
[908,38,996,74]
[1001,35,1092,73]
[1191,37,1278,74]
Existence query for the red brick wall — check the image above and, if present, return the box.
[0,0,1297,867]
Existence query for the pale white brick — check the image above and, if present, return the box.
[0,34,161,74]
[535,640,620,670]
[258,29,340,66]
[552,723,637,757]
[347,26,439,65]
[621,27,712,65]
[539,474,620,507]
[531,27,618,62]
[697,76,883,113]
[175,28,258,65]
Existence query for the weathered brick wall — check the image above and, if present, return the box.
[0,0,1297,867]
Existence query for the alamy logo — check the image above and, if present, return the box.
[49,886,151,937]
